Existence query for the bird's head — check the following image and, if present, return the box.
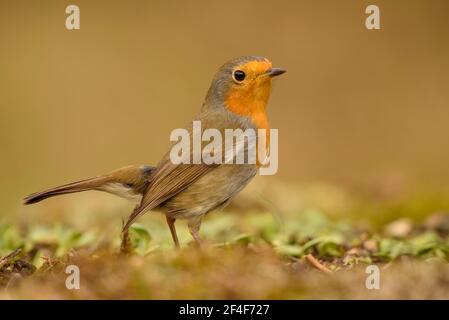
[205,56,286,126]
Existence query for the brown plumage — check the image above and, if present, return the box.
[23,165,154,205]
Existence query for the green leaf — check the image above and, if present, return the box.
[275,244,303,257]
[130,224,153,255]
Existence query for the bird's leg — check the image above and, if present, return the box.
[187,216,204,247]
[120,227,132,255]
[120,205,140,254]
[166,216,180,249]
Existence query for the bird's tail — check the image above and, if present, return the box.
[23,165,154,205]
[23,176,108,205]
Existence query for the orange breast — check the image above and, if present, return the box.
[225,80,270,129]
[225,82,271,164]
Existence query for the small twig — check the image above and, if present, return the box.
[0,249,22,269]
[305,254,333,274]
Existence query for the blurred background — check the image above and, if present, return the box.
[1,0,449,219]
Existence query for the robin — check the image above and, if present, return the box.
[23,56,286,248]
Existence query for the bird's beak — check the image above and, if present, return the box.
[267,68,286,77]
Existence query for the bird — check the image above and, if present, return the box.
[23,56,286,248]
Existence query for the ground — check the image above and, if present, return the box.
[1,181,449,299]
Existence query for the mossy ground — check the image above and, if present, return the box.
[1,181,449,299]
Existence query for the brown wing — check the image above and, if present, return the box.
[122,159,218,231]
[122,110,251,231]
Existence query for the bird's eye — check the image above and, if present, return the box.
[233,70,246,82]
